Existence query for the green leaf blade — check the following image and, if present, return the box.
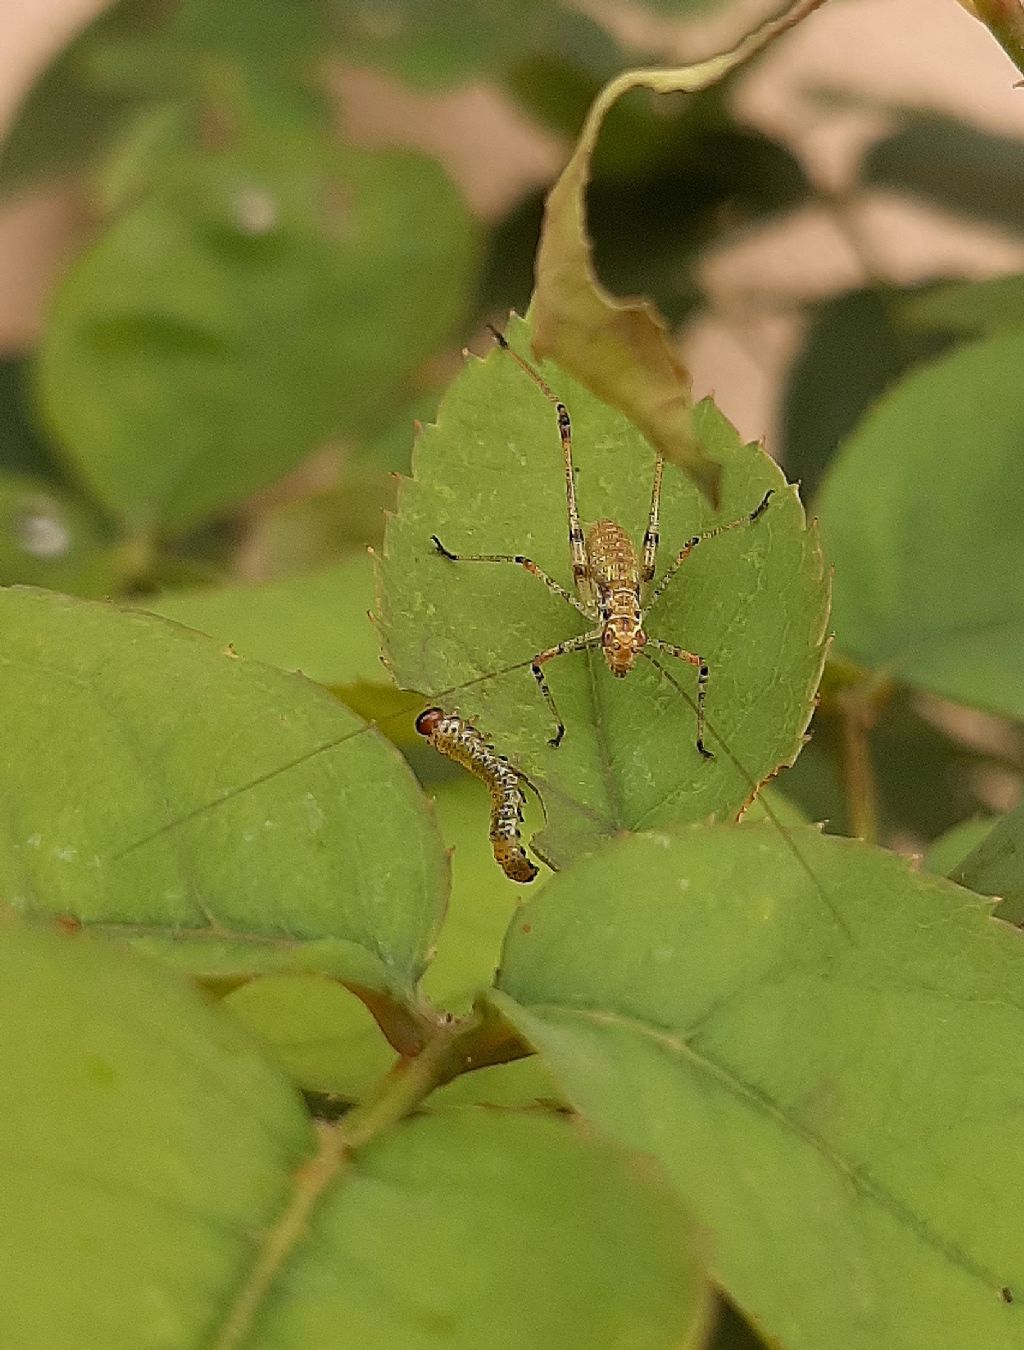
[491,823,1024,1350]
[38,141,476,531]
[260,1109,709,1350]
[1,921,707,1348]
[0,921,313,1350]
[145,555,383,690]
[0,587,446,1007]
[818,331,1024,718]
[378,317,828,867]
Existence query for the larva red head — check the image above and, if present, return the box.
[415,707,446,737]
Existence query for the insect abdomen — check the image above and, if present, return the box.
[415,708,539,884]
[587,519,640,590]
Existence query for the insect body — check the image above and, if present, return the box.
[415,707,539,883]
[432,327,773,756]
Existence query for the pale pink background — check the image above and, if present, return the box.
[1,0,1023,446]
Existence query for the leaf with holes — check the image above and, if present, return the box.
[0,586,446,1038]
[489,822,1024,1350]
[377,316,828,868]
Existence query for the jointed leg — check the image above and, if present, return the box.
[530,629,602,747]
[432,535,591,617]
[641,454,665,582]
[646,638,713,760]
[487,326,588,596]
[647,489,774,610]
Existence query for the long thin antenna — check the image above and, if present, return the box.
[643,649,853,943]
[111,651,547,860]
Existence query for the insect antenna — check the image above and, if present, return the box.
[110,651,553,860]
[643,649,854,943]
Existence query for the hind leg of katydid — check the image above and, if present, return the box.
[647,638,713,760]
[530,630,602,747]
[431,536,591,617]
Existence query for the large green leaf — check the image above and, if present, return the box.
[0,921,311,1349]
[145,554,382,689]
[378,317,828,867]
[260,1108,709,1350]
[900,273,1024,338]
[327,0,557,87]
[0,587,446,1015]
[0,921,707,1349]
[38,132,476,531]
[817,332,1024,718]
[954,802,1024,924]
[490,823,1024,1350]
[222,773,543,1099]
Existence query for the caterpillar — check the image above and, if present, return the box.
[415,708,539,884]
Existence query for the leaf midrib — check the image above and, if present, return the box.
[521,1000,1011,1295]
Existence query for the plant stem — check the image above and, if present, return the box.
[336,1022,463,1151]
[213,1021,466,1350]
[836,686,879,844]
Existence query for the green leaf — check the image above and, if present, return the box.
[222,772,540,1099]
[954,803,1024,924]
[378,317,828,867]
[38,135,477,531]
[144,554,383,689]
[924,816,996,879]
[2,922,708,1349]
[491,822,1024,1350]
[817,332,1024,718]
[327,0,559,87]
[421,775,544,1009]
[0,587,446,1017]
[900,274,1024,338]
[258,1108,710,1350]
[780,288,952,502]
[0,920,314,1349]
[0,471,121,595]
[223,974,396,1099]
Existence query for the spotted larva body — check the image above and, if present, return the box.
[415,708,538,884]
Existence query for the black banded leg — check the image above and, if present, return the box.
[486,326,589,602]
[648,638,713,760]
[648,489,775,610]
[431,536,591,617]
[530,629,602,746]
[641,455,665,584]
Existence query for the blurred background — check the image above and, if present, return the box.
[1,0,1022,855]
